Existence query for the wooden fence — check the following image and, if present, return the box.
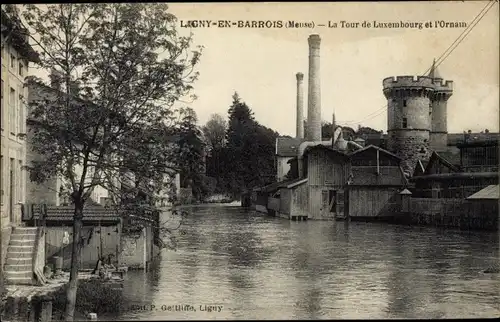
[45,224,121,269]
[405,198,498,230]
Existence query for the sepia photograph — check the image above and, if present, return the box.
[0,1,499,321]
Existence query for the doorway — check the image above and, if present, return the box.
[328,190,337,213]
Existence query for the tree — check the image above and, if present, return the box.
[20,4,201,320]
[222,93,278,197]
[202,113,226,187]
[203,113,227,151]
[175,107,207,201]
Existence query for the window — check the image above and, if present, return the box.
[9,158,15,221]
[0,155,3,205]
[18,94,24,134]
[10,54,15,68]
[403,100,407,107]
[18,160,23,203]
[18,62,24,77]
[402,117,408,128]
[9,88,16,134]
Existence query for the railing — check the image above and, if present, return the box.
[32,204,48,285]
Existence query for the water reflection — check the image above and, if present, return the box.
[115,205,499,320]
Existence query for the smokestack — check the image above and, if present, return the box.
[332,112,336,131]
[331,112,336,147]
[296,72,304,139]
[307,34,321,142]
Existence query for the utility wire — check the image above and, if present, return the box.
[421,0,494,75]
[434,0,497,70]
[338,0,497,126]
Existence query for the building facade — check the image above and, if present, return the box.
[275,137,303,182]
[348,145,407,220]
[25,80,110,206]
[411,145,499,199]
[1,9,39,265]
[302,145,350,220]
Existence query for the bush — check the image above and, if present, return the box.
[0,272,6,315]
[52,279,125,320]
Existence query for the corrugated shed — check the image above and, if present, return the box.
[435,149,461,167]
[351,166,407,186]
[448,132,500,146]
[467,185,499,200]
[413,160,427,177]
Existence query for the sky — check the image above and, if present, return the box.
[166,1,499,136]
[29,2,499,136]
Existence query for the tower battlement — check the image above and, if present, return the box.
[383,76,435,90]
[433,79,453,92]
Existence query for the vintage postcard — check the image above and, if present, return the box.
[0,1,499,321]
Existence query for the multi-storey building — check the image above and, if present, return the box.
[1,9,40,264]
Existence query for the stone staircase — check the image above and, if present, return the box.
[4,226,38,285]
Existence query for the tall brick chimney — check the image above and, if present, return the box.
[296,72,304,139]
[307,34,321,142]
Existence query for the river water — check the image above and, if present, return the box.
[111,204,499,320]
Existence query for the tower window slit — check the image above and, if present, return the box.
[402,117,408,128]
[403,100,407,107]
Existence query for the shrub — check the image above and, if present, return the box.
[52,279,125,320]
[0,272,7,316]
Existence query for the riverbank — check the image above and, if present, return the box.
[177,200,242,208]
[1,272,93,322]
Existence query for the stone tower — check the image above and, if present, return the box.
[428,60,453,151]
[383,75,434,175]
[307,34,322,142]
[296,72,305,139]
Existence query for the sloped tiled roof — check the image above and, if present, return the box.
[1,9,40,63]
[276,136,305,157]
[428,59,442,79]
[467,185,499,200]
[302,144,350,158]
[285,178,308,188]
[31,205,120,223]
[424,151,460,175]
[413,159,428,177]
[253,177,305,193]
[436,150,461,167]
